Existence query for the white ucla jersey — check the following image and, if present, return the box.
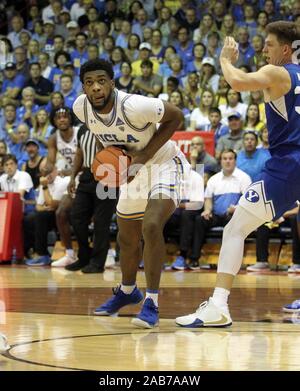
[56,127,78,168]
[72,90,179,164]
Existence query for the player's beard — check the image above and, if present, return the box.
[91,90,114,111]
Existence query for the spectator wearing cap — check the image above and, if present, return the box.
[131,42,160,77]
[199,57,220,94]
[22,138,45,189]
[131,59,163,97]
[215,112,245,160]
[0,62,26,106]
[174,26,194,66]
[70,32,89,71]
[219,89,248,125]
[16,87,40,127]
[132,8,153,40]
[43,20,56,52]
[7,15,25,48]
[237,130,271,183]
[26,62,54,106]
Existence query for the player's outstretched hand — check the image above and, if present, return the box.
[220,36,239,64]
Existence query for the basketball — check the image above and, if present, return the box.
[91,146,131,187]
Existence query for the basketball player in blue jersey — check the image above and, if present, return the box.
[176,21,300,327]
[72,59,191,328]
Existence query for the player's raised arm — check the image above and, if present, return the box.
[220,36,290,92]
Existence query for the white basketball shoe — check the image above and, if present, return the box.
[175,298,232,328]
[51,254,76,268]
[0,333,10,353]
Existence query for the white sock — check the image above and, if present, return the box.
[121,284,135,294]
[145,291,158,307]
[212,287,230,311]
[66,249,74,258]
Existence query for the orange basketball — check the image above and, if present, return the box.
[92,146,131,187]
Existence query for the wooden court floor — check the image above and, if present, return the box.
[1,265,300,371]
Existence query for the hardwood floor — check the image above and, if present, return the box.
[1,265,300,371]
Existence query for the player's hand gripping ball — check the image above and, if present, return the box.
[92,146,131,187]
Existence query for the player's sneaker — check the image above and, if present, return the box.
[51,255,76,268]
[288,264,300,273]
[25,255,51,266]
[171,256,187,270]
[94,285,143,315]
[0,333,10,353]
[246,262,269,272]
[175,298,232,328]
[282,299,300,313]
[131,298,159,328]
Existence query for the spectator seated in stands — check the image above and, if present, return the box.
[30,109,54,157]
[58,74,78,108]
[189,88,215,130]
[169,90,190,129]
[237,130,271,183]
[131,59,163,97]
[199,57,220,94]
[131,42,160,77]
[198,107,229,144]
[189,136,219,175]
[16,87,39,128]
[0,103,19,148]
[10,124,31,169]
[0,141,7,176]
[164,169,204,270]
[219,89,248,125]
[215,111,245,160]
[26,62,54,106]
[185,149,251,269]
[0,62,26,107]
[25,168,70,266]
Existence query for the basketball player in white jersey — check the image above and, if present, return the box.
[43,107,78,267]
[73,59,191,328]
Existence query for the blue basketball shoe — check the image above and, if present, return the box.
[282,299,300,313]
[131,298,159,328]
[94,285,143,315]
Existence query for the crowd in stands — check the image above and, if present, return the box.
[1,0,300,273]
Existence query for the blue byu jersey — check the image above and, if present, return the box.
[265,63,300,154]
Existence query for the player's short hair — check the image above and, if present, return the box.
[266,21,300,48]
[80,59,114,82]
[50,107,75,127]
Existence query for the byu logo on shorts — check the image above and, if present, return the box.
[245,189,259,203]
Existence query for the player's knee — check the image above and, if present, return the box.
[117,231,139,250]
[142,218,162,239]
[56,206,68,221]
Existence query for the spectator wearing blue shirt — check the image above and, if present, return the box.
[70,32,89,73]
[236,27,256,67]
[59,74,77,109]
[116,20,132,48]
[0,103,19,148]
[237,130,271,183]
[0,62,26,106]
[199,107,229,144]
[175,26,194,66]
[132,8,152,40]
[55,63,82,95]
[49,51,72,85]
[7,15,25,48]
[10,124,31,169]
[16,87,40,127]
[44,91,65,114]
